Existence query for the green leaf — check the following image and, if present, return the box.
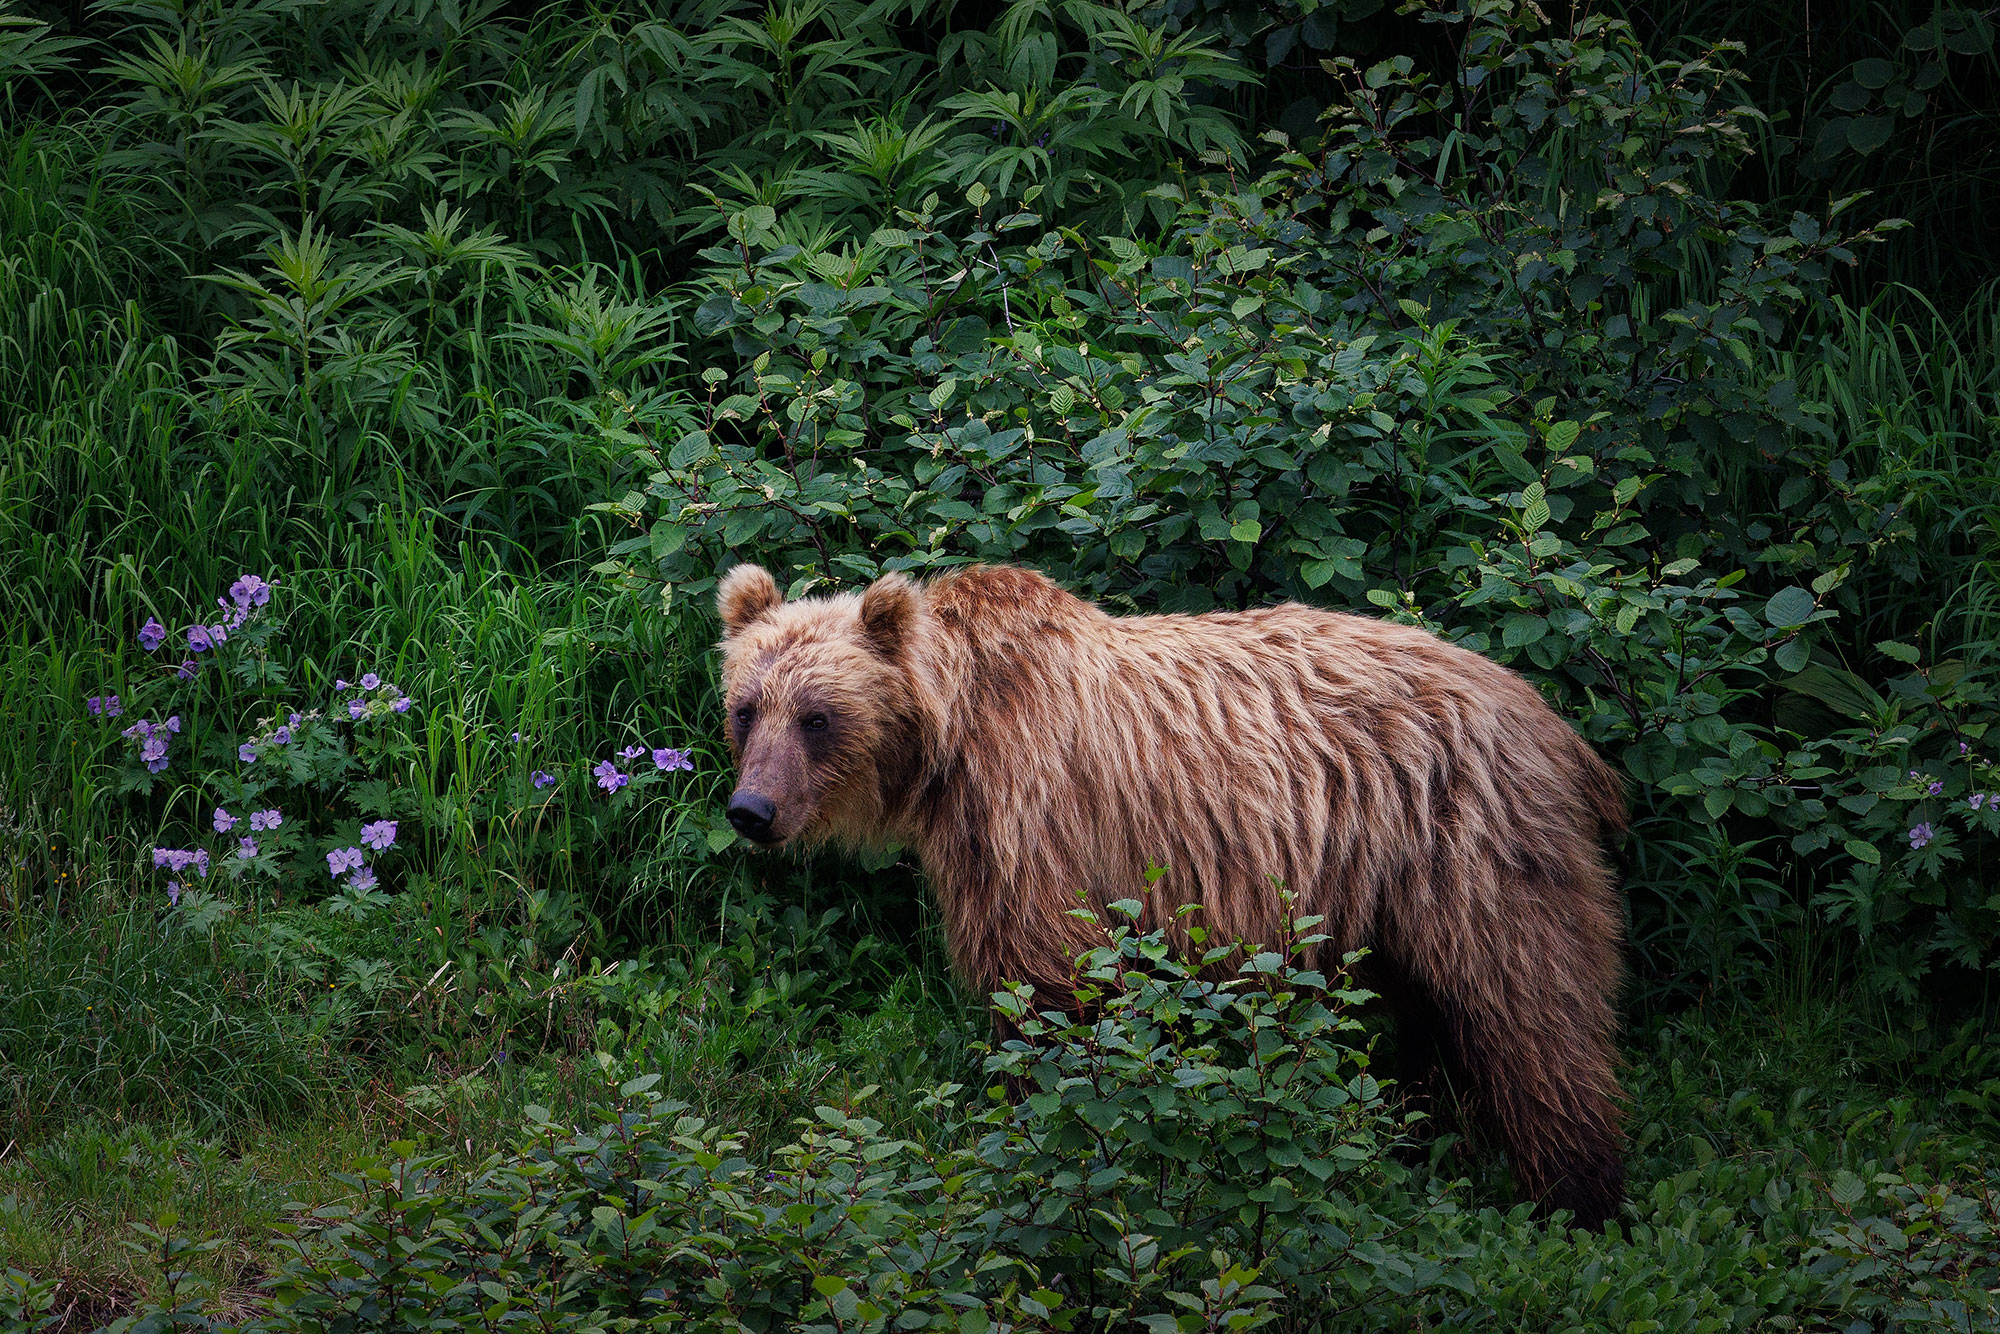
[1501,614,1548,648]
[1844,839,1881,866]
[1229,520,1262,544]
[1875,640,1921,665]
[1786,664,1887,719]
[1851,57,1898,89]
[1495,449,1541,485]
[1545,420,1580,452]
[669,430,711,467]
[1846,115,1895,154]
[1763,586,1816,628]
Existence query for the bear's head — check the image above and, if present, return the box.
[713,564,923,847]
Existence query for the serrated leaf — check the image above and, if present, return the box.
[1875,640,1921,665]
[1764,586,1816,628]
[1501,614,1547,648]
[1545,420,1580,451]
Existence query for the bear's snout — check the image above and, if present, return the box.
[726,790,780,843]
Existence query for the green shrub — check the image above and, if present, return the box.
[89,911,2000,1332]
[162,909,1405,1333]
[597,0,1998,1003]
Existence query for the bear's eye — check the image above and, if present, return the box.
[804,713,828,731]
[734,706,753,729]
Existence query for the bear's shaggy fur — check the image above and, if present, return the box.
[716,562,1629,1228]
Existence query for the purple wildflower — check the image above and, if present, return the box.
[652,747,693,773]
[237,836,259,860]
[103,695,123,718]
[619,744,646,761]
[176,659,198,680]
[348,867,378,891]
[213,808,238,834]
[240,744,257,764]
[152,848,196,873]
[228,574,271,608]
[249,808,281,831]
[1910,823,1935,850]
[327,846,364,877]
[206,622,227,645]
[165,716,179,733]
[360,672,381,691]
[138,617,166,652]
[87,695,104,716]
[593,760,629,793]
[1929,781,1944,796]
[335,679,349,691]
[359,820,397,852]
[274,726,291,745]
[193,848,209,878]
[288,712,301,728]
[1962,741,1972,756]
[347,699,365,720]
[167,881,181,906]
[391,697,411,713]
[1972,793,1987,810]
[532,770,557,789]
[187,625,213,653]
[511,731,521,743]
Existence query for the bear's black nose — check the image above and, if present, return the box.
[727,791,778,842]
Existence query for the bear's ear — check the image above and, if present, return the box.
[717,564,782,637]
[859,572,918,658]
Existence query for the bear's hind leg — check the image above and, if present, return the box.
[1439,977,1624,1228]
[1391,886,1626,1230]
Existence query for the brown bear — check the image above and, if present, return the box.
[715,561,1629,1229]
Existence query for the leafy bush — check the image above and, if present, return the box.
[595,0,1999,1003]
[88,913,2000,1332]
[131,910,1401,1333]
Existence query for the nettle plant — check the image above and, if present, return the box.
[90,574,703,915]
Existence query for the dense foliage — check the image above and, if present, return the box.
[4,0,2000,1326]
